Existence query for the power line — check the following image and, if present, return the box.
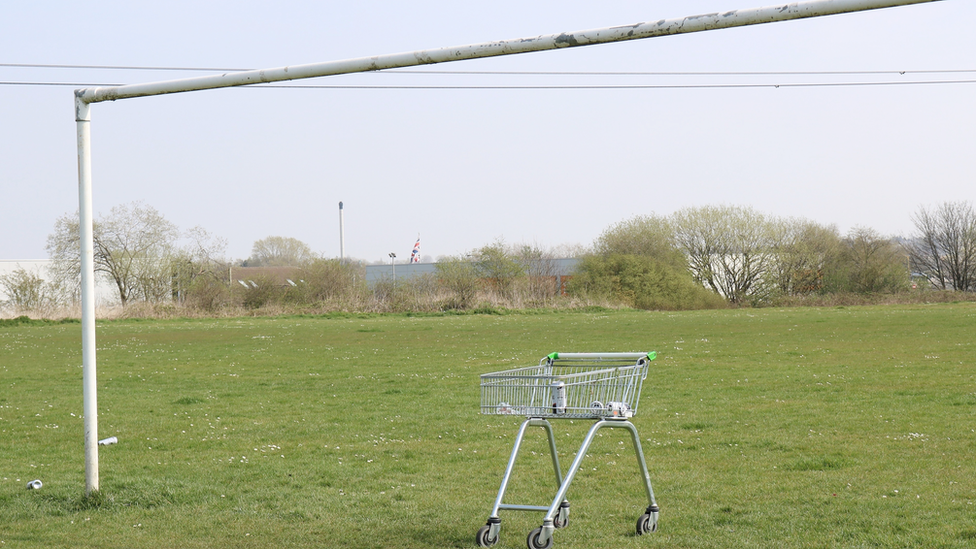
[251,79,976,90]
[4,79,976,90]
[4,62,976,77]
[389,69,976,76]
[0,81,124,87]
[5,61,976,90]
[0,62,248,72]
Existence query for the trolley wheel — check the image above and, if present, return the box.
[476,524,498,547]
[636,512,658,535]
[526,527,553,549]
[554,501,570,529]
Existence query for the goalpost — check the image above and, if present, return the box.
[73,0,943,495]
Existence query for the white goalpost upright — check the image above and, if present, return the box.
[73,0,944,495]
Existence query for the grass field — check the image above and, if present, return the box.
[1,304,975,548]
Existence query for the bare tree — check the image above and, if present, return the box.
[827,227,908,294]
[907,201,976,291]
[512,244,560,303]
[294,258,365,303]
[46,202,179,306]
[248,236,315,267]
[435,255,480,310]
[770,219,842,296]
[670,205,777,304]
[0,267,51,313]
[473,240,524,299]
[173,226,230,308]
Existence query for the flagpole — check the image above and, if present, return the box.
[411,234,421,263]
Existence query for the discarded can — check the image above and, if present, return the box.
[607,401,633,418]
[27,479,42,490]
[551,381,567,415]
[98,436,118,446]
[497,402,514,415]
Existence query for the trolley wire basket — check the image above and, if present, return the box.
[476,352,661,549]
[480,351,654,419]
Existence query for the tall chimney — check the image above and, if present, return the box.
[338,201,345,263]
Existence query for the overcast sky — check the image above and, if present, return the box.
[2,1,973,264]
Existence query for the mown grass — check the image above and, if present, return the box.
[1,304,975,548]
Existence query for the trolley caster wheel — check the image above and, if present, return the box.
[476,524,498,547]
[527,527,553,549]
[554,501,570,529]
[636,511,658,535]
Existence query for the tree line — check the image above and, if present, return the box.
[571,201,975,310]
[2,200,974,316]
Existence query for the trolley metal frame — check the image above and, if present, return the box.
[476,352,660,549]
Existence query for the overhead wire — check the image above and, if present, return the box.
[251,79,976,90]
[0,62,248,72]
[3,62,976,89]
[4,61,976,76]
[5,80,976,90]
[0,81,124,87]
[389,69,976,76]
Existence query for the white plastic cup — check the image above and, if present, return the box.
[27,479,42,490]
[98,436,118,446]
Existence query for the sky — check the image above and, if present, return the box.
[1,1,973,264]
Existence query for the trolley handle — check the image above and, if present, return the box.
[546,351,656,361]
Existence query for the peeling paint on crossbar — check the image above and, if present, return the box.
[76,0,942,105]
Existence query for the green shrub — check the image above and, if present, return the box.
[236,275,281,310]
[182,273,235,313]
[569,254,726,311]
[435,257,480,310]
[294,259,365,304]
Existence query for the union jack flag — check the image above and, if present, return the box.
[410,235,421,263]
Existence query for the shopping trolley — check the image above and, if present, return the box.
[476,352,660,549]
